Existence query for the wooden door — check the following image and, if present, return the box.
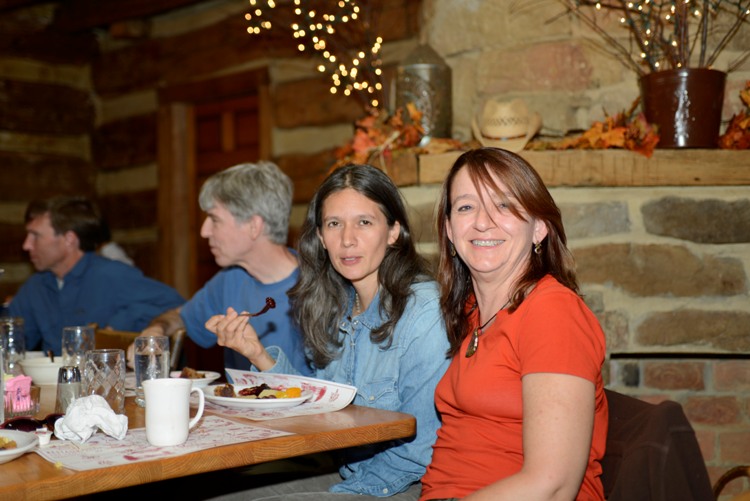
[157,69,271,372]
[194,94,263,289]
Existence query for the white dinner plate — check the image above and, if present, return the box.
[202,384,312,410]
[0,430,38,465]
[170,370,221,388]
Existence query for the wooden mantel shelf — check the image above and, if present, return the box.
[416,149,750,187]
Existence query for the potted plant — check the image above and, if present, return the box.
[556,0,750,148]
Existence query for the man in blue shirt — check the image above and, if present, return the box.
[138,161,312,375]
[9,196,185,355]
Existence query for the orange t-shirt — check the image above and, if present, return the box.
[420,275,608,501]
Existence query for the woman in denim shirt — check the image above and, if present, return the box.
[206,164,450,500]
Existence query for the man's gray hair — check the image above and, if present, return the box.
[198,161,293,245]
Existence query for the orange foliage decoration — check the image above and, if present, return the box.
[333,104,426,169]
[718,81,750,150]
[528,99,660,157]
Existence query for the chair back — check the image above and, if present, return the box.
[94,328,185,371]
[602,389,713,501]
[713,465,750,501]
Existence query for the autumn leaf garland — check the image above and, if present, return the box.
[528,99,660,157]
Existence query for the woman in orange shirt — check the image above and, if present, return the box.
[420,147,608,501]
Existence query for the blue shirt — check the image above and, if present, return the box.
[264,281,450,497]
[9,252,185,355]
[180,263,312,376]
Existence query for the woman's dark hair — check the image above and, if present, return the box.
[25,196,102,252]
[436,147,579,355]
[288,164,430,368]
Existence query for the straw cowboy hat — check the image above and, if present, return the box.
[471,98,542,152]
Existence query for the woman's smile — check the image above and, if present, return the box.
[471,239,503,247]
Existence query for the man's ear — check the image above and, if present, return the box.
[64,230,80,250]
[248,214,264,240]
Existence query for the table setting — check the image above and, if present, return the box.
[0,387,413,501]
[0,323,415,500]
[0,365,357,469]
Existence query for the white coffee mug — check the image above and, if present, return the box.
[143,378,204,446]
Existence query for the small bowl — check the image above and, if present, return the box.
[170,370,221,388]
[19,358,64,386]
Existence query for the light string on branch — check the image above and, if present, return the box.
[555,0,750,74]
[244,0,385,109]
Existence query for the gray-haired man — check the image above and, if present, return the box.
[138,162,312,375]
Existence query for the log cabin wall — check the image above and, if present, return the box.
[0,0,749,493]
[0,0,421,300]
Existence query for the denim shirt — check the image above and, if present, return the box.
[265,280,450,497]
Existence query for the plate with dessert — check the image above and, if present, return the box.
[0,430,38,465]
[202,382,313,410]
[170,367,221,388]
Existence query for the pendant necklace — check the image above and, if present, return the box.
[465,300,511,358]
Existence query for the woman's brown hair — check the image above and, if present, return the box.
[436,147,579,355]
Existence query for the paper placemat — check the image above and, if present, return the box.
[34,415,292,471]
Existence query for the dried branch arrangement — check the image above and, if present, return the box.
[555,0,750,74]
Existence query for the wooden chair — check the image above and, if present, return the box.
[94,328,186,371]
[601,389,714,501]
[713,466,750,501]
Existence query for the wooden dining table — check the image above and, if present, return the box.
[0,385,416,500]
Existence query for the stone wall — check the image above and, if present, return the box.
[574,187,750,492]
[423,0,750,143]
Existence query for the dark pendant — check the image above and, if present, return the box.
[465,329,479,358]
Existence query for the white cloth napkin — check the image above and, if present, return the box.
[54,395,129,443]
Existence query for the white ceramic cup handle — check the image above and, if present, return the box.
[188,387,204,430]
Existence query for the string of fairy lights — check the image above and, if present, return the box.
[561,0,750,73]
[244,0,385,108]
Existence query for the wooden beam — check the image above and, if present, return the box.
[98,190,158,230]
[92,113,157,170]
[0,223,27,262]
[0,79,94,135]
[157,102,196,295]
[92,16,296,96]
[52,0,209,32]
[93,0,421,96]
[0,0,47,13]
[418,149,750,187]
[0,152,95,201]
[0,4,99,63]
[158,67,268,104]
[276,149,338,204]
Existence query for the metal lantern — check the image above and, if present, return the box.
[395,44,452,144]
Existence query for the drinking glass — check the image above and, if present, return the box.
[1,317,25,376]
[62,326,95,372]
[134,336,170,408]
[83,349,126,414]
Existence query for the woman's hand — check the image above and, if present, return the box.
[204,307,276,370]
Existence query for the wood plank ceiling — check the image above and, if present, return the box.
[0,0,209,31]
